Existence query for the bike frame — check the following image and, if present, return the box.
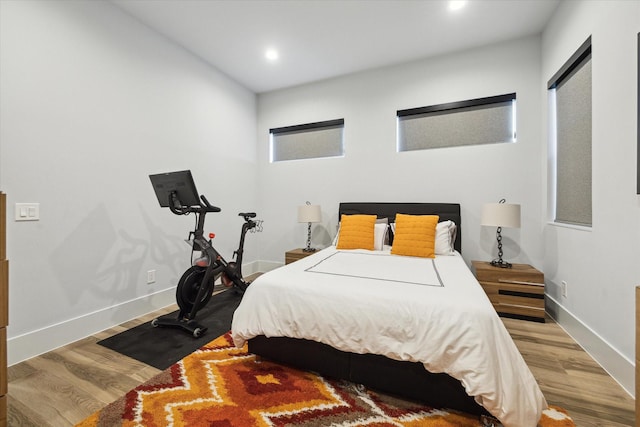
[171,194,254,321]
[150,172,261,337]
[232,215,258,277]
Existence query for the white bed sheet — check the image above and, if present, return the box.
[231,246,547,427]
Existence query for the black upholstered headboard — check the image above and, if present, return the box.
[338,202,462,253]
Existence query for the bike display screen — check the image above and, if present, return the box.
[150,170,201,208]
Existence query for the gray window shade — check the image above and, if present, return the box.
[270,119,344,162]
[397,94,516,152]
[551,41,592,226]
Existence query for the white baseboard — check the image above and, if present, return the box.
[252,260,283,274]
[546,295,634,397]
[8,260,284,367]
[8,288,175,366]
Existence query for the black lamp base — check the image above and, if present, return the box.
[491,226,512,268]
[303,222,316,252]
[490,259,512,268]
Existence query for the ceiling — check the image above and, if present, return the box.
[111,0,560,94]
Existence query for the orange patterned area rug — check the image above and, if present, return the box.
[77,332,575,427]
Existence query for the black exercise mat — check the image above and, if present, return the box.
[97,289,243,370]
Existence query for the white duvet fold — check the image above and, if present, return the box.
[231,246,546,427]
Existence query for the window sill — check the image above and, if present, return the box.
[547,221,592,232]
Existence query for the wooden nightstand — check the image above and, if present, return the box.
[472,261,545,323]
[636,286,639,420]
[285,248,317,265]
[0,192,7,424]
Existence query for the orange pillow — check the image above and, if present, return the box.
[391,214,439,258]
[336,214,377,250]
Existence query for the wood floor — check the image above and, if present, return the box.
[6,309,635,426]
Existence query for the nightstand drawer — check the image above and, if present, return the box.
[480,280,544,301]
[479,281,545,313]
[0,261,6,327]
[472,261,546,323]
[474,264,543,285]
[0,394,5,427]
[0,328,5,395]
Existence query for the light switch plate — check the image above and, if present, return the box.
[15,203,40,221]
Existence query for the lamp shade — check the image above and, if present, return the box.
[481,202,521,228]
[297,204,322,223]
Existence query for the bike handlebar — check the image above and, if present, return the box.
[200,195,221,213]
[168,192,260,224]
[168,191,220,215]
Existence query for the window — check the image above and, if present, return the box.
[548,36,592,226]
[270,119,344,162]
[396,93,516,152]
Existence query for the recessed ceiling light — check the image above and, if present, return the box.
[449,0,467,11]
[265,48,279,62]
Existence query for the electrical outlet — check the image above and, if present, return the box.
[561,280,568,298]
[147,270,156,284]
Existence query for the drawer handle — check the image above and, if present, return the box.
[499,289,544,299]
[500,303,545,311]
[498,279,544,287]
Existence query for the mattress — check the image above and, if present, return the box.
[231,246,547,427]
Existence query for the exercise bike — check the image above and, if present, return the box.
[149,170,262,337]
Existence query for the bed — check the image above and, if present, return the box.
[231,202,546,427]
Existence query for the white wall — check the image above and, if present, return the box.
[541,0,640,396]
[0,0,257,364]
[257,36,544,271]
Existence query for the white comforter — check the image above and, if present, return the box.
[231,247,547,427]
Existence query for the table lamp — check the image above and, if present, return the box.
[481,199,521,268]
[298,202,321,252]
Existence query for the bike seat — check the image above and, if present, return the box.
[238,212,256,218]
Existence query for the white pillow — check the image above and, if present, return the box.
[373,222,388,251]
[332,225,340,246]
[390,220,457,255]
[435,220,457,255]
[333,222,388,250]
